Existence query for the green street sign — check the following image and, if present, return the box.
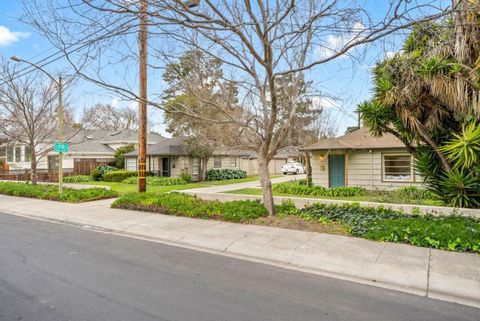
[54,142,69,153]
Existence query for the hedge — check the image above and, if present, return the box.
[91,165,117,181]
[103,170,137,182]
[122,176,187,186]
[207,169,247,181]
[112,192,267,223]
[273,181,367,197]
[0,182,118,203]
[63,175,92,183]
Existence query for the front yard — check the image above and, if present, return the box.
[111,191,480,253]
[222,181,443,206]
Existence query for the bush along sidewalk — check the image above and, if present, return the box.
[300,203,480,253]
[112,192,268,223]
[121,176,187,186]
[207,169,247,181]
[0,182,118,203]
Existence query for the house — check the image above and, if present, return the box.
[305,127,422,190]
[124,137,298,180]
[0,129,164,174]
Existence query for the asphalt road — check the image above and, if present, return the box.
[0,213,478,321]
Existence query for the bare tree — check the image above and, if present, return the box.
[23,0,452,215]
[0,61,60,184]
[81,103,139,130]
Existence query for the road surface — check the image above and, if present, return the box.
[0,212,477,321]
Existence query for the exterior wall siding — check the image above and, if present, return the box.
[311,149,423,190]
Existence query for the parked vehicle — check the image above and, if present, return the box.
[281,161,305,175]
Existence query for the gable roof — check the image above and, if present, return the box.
[306,127,406,151]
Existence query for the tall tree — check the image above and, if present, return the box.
[24,0,451,215]
[82,103,139,130]
[162,50,242,180]
[0,61,60,184]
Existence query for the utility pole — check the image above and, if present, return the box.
[138,0,148,193]
[58,76,63,194]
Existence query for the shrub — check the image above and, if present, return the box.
[112,192,267,223]
[273,182,366,197]
[300,203,480,252]
[114,144,135,169]
[63,175,92,183]
[103,170,137,182]
[180,172,193,183]
[91,165,117,181]
[0,182,118,203]
[121,176,187,186]
[207,169,247,181]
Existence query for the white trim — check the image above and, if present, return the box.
[382,153,414,183]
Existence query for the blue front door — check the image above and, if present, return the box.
[329,155,345,187]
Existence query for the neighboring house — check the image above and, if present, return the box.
[305,127,422,190]
[124,137,298,180]
[0,129,164,173]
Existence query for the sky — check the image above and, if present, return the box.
[0,1,447,137]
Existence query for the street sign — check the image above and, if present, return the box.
[54,142,69,153]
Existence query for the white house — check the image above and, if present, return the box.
[0,129,164,174]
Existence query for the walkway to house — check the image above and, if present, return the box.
[0,194,478,309]
[184,174,306,193]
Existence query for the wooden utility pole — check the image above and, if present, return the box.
[138,0,148,192]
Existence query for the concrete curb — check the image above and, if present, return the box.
[1,206,479,309]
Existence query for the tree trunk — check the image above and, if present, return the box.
[258,154,275,216]
[417,125,452,173]
[30,148,38,185]
[304,151,312,187]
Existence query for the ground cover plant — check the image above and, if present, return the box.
[0,182,118,203]
[225,183,441,206]
[112,192,267,223]
[63,175,92,183]
[300,203,480,253]
[122,176,187,186]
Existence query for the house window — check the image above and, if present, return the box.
[15,147,21,162]
[7,147,13,162]
[214,156,222,168]
[25,147,32,162]
[0,147,5,158]
[229,157,237,167]
[48,155,59,171]
[383,154,413,181]
[192,158,200,175]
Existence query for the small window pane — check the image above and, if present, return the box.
[192,158,200,175]
[15,147,21,162]
[25,147,32,162]
[214,157,222,168]
[0,147,6,158]
[229,157,236,167]
[7,147,13,162]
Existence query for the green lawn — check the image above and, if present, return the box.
[197,174,282,186]
[222,188,443,206]
[74,181,206,195]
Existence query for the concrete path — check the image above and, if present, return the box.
[182,174,306,193]
[0,194,478,309]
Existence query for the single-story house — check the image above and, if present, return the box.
[305,127,422,190]
[0,129,164,174]
[124,137,300,180]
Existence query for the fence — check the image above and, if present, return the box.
[0,169,75,182]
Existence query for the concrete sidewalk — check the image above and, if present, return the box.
[0,194,479,309]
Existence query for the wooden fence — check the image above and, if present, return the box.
[0,169,75,182]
